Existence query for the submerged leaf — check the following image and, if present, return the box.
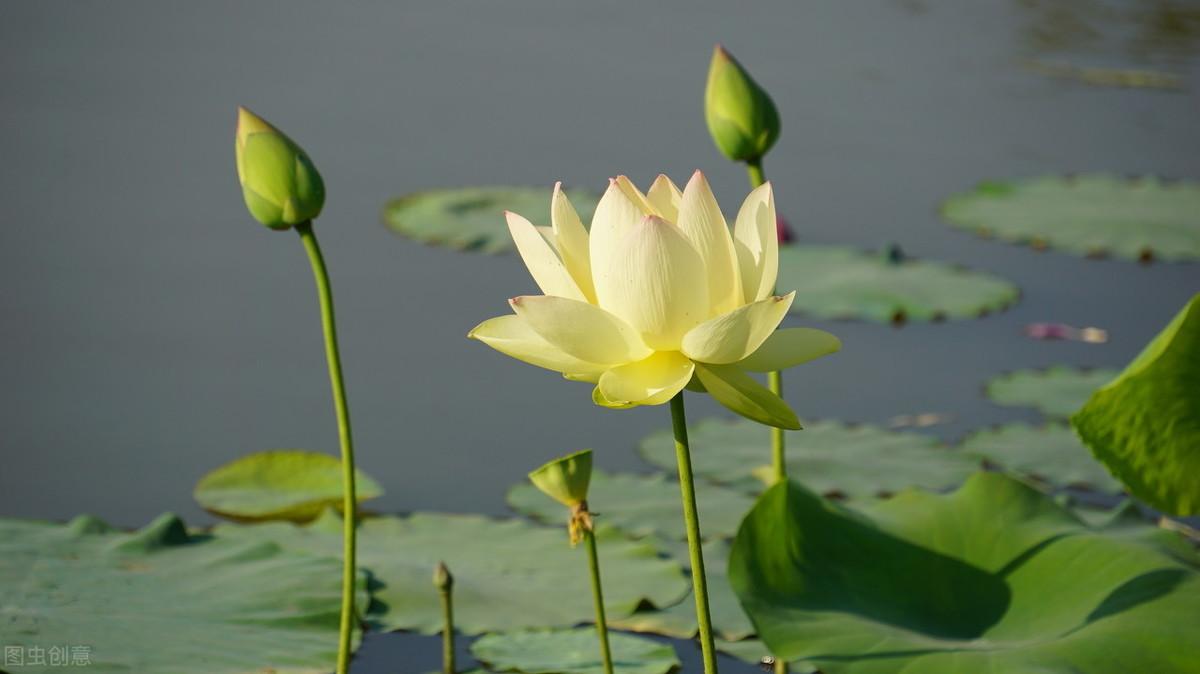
[194,449,383,522]
[471,628,679,674]
[1073,293,1200,515]
[729,472,1200,673]
[0,513,364,674]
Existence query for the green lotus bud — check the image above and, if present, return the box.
[704,45,781,163]
[234,106,325,231]
[433,560,453,591]
[528,449,592,508]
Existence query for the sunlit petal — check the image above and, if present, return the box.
[739,328,842,372]
[733,181,779,302]
[597,215,710,350]
[509,295,652,365]
[677,170,743,315]
[598,351,695,406]
[681,292,794,364]
[589,179,649,291]
[646,174,683,222]
[613,175,657,214]
[507,211,585,301]
[468,315,606,377]
[551,182,596,302]
[694,363,801,429]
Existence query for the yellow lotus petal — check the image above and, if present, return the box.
[739,327,842,372]
[509,295,652,365]
[551,182,596,302]
[680,292,794,364]
[598,351,695,406]
[645,174,683,222]
[694,362,801,429]
[614,175,657,215]
[468,315,606,377]
[593,385,638,409]
[589,179,649,291]
[733,181,779,303]
[507,211,586,301]
[677,170,743,316]
[598,215,710,351]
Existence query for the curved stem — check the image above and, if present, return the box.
[296,221,358,674]
[584,527,614,674]
[669,393,718,674]
[745,160,787,485]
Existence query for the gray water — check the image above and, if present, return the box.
[2,1,1199,672]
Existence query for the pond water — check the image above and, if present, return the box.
[1,1,1198,672]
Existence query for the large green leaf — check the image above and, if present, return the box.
[729,472,1200,674]
[215,510,688,635]
[193,449,384,522]
[470,628,679,674]
[776,244,1018,323]
[1073,292,1200,515]
[610,538,755,641]
[383,186,598,254]
[986,366,1121,419]
[639,418,979,498]
[960,422,1123,493]
[942,175,1200,261]
[507,470,755,541]
[0,513,364,674]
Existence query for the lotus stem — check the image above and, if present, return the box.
[295,220,358,674]
[582,519,615,674]
[669,392,719,674]
[434,562,456,674]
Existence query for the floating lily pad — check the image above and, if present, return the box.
[193,449,384,522]
[775,244,1018,323]
[1073,293,1200,515]
[729,472,1200,674]
[507,470,755,541]
[639,418,979,498]
[470,628,679,674]
[383,186,599,254]
[611,538,754,641]
[0,513,363,674]
[942,175,1200,261]
[960,422,1122,493]
[215,510,688,635]
[985,366,1120,419]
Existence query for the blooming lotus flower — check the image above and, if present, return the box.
[469,172,839,429]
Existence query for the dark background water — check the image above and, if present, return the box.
[2,1,1199,672]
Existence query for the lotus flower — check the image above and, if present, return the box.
[470,172,839,429]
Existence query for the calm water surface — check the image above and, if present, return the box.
[2,1,1198,671]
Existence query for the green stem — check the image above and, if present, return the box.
[439,586,455,674]
[774,657,788,674]
[295,221,358,674]
[745,160,787,485]
[583,527,614,674]
[669,393,719,674]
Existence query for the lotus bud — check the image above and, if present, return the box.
[705,45,781,163]
[528,449,593,508]
[433,561,453,591]
[234,106,325,231]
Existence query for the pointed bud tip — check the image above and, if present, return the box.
[433,561,453,589]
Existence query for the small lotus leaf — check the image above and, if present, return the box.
[0,513,365,674]
[193,449,384,522]
[470,628,679,674]
[639,418,979,498]
[215,510,689,635]
[942,175,1200,261]
[508,470,755,541]
[986,366,1121,419]
[383,186,599,254]
[775,244,1018,323]
[960,422,1123,493]
[729,472,1200,673]
[1073,293,1200,515]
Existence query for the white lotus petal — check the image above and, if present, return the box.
[677,170,743,315]
[681,292,795,364]
[598,351,694,406]
[509,295,652,365]
[468,315,606,377]
[733,182,779,302]
[507,211,585,300]
[646,174,683,222]
[588,179,649,293]
[551,182,595,302]
[739,328,842,372]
